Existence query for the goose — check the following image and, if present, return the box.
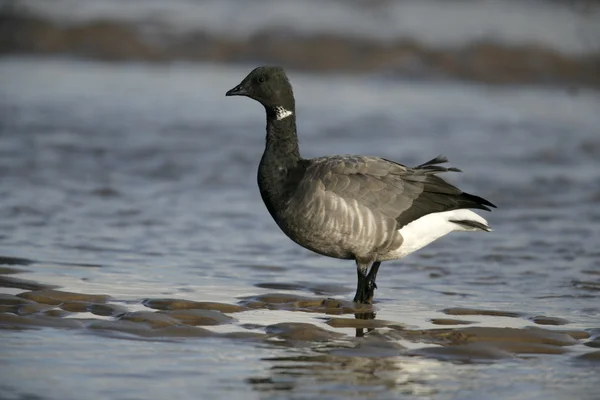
[226,66,495,304]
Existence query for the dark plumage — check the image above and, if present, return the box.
[226,66,496,304]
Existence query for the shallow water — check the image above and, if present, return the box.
[1,57,599,400]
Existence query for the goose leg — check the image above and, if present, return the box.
[353,261,381,304]
[365,261,380,302]
[353,261,368,304]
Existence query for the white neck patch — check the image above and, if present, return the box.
[274,106,293,121]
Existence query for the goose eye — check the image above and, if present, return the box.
[258,77,265,83]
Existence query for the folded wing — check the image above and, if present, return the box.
[301,154,495,230]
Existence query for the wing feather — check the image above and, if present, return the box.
[302,154,495,229]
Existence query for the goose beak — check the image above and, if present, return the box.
[225,84,248,97]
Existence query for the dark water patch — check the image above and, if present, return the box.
[255,282,304,291]
[59,244,135,255]
[584,337,600,348]
[439,291,472,297]
[89,186,121,197]
[325,317,393,329]
[535,294,598,299]
[52,260,105,269]
[0,256,33,265]
[572,280,600,291]
[240,264,288,272]
[582,269,600,276]
[418,265,450,278]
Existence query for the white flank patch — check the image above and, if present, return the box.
[393,209,490,258]
[274,106,293,120]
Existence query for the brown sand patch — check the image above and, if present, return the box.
[477,341,568,355]
[576,350,600,362]
[18,289,111,305]
[0,313,85,330]
[255,281,350,296]
[142,298,246,313]
[118,311,180,328]
[0,275,57,291]
[530,315,570,326]
[389,326,581,349]
[160,309,236,326]
[0,294,34,306]
[0,266,28,275]
[59,301,90,312]
[221,331,268,340]
[526,327,590,340]
[43,309,71,318]
[266,322,344,341]
[452,327,578,347]
[409,343,514,361]
[430,318,475,326]
[0,305,16,313]
[16,303,54,315]
[87,303,129,317]
[87,319,215,338]
[3,13,599,88]
[442,307,523,318]
[239,293,371,315]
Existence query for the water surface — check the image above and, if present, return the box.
[0,57,599,400]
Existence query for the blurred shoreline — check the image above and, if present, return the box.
[1,2,599,88]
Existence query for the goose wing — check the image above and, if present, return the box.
[300,155,495,229]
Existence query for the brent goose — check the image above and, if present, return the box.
[226,66,495,304]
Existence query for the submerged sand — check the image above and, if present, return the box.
[1,271,598,364]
